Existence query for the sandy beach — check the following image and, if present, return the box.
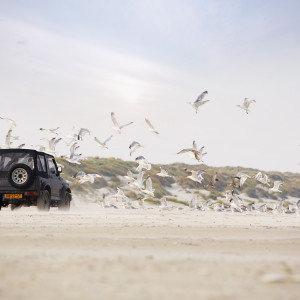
[0,203,300,300]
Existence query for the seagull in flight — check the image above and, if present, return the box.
[111,112,134,134]
[156,167,172,178]
[1,129,19,148]
[61,153,82,165]
[77,128,91,141]
[129,141,143,156]
[124,170,136,183]
[0,116,16,130]
[177,141,206,162]
[94,135,113,149]
[41,137,62,153]
[73,171,102,184]
[228,190,243,212]
[31,144,46,152]
[135,156,151,172]
[142,176,155,197]
[69,142,80,157]
[187,91,210,114]
[236,172,251,187]
[237,98,256,114]
[184,168,205,184]
[204,173,219,189]
[39,127,60,135]
[145,118,159,134]
[128,171,145,191]
[255,172,270,186]
[269,181,283,193]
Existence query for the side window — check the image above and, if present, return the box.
[47,157,57,175]
[37,155,46,172]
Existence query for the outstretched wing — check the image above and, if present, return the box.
[145,118,159,134]
[129,141,140,149]
[0,117,16,130]
[274,181,283,189]
[111,112,119,128]
[177,148,194,154]
[120,121,134,130]
[135,156,146,161]
[145,118,154,129]
[78,128,90,139]
[160,167,168,175]
[194,91,207,103]
[103,135,113,145]
[145,177,152,190]
[70,142,78,155]
[94,137,104,147]
[192,140,197,150]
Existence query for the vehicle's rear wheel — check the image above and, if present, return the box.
[8,164,34,189]
[58,192,71,211]
[37,190,50,211]
[10,204,21,210]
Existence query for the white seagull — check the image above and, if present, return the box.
[128,171,145,191]
[229,190,243,212]
[135,156,151,172]
[156,167,172,177]
[94,135,113,149]
[145,118,159,134]
[41,137,62,153]
[142,177,155,197]
[255,172,270,186]
[129,141,143,156]
[236,172,251,187]
[111,112,134,134]
[124,170,136,183]
[269,181,283,193]
[17,143,25,149]
[31,144,46,152]
[62,153,82,165]
[39,127,60,135]
[77,128,91,141]
[187,91,210,114]
[184,168,205,184]
[69,142,80,157]
[0,116,16,130]
[237,98,256,114]
[73,171,102,184]
[112,188,128,202]
[177,141,206,162]
[64,126,78,145]
[1,129,19,148]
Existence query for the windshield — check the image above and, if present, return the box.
[0,152,35,171]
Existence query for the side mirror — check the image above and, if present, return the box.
[57,166,63,174]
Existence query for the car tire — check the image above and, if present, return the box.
[37,190,51,211]
[58,191,71,211]
[8,163,34,189]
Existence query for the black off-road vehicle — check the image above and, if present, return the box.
[0,149,71,211]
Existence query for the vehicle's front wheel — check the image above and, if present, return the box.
[37,190,50,211]
[58,192,71,211]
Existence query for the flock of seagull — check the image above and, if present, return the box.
[1,92,299,214]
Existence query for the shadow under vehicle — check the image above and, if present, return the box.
[0,149,71,211]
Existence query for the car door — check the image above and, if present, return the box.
[46,156,63,199]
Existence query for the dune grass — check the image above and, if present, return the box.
[56,157,300,200]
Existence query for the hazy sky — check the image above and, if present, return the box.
[1,0,300,173]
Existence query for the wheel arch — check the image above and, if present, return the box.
[43,184,51,196]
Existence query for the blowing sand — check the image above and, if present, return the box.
[0,203,300,300]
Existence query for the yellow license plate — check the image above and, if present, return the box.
[4,194,23,199]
